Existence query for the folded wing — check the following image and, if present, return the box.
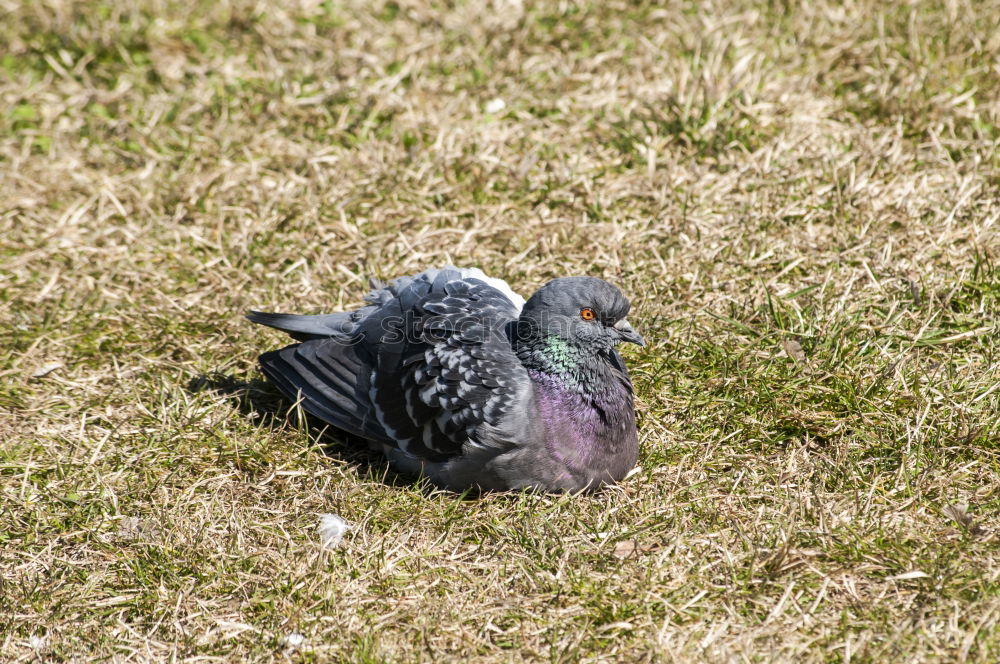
[250,267,529,461]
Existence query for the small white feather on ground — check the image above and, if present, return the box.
[279,632,306,651]
[484,98,506,114]
[317,513,350,549]
[30,362,62,378]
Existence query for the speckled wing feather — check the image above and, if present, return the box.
[252,268,529,461]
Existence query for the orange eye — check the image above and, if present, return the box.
[580,308,596,321]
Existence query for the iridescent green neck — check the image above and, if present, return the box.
[543,336,581,373]
[515,334,593,390]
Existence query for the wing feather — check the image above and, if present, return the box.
[250,267,529,462]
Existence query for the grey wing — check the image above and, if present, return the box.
[251,267,530,459]
[366,274,530,460]
[257,337,384,440]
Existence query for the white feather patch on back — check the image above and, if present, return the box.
[456,266,526,312]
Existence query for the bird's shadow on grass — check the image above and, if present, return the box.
[187,372,426,492]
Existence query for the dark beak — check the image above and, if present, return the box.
[613,319,646,347]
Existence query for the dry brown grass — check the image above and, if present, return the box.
[2,0,1000,661]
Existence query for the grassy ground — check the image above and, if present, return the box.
[2,0,999,661]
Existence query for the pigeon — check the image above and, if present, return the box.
[247,266,645,492]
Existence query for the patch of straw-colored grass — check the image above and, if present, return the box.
[2,0,999,661]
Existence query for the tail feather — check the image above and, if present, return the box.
[247,311,356,341]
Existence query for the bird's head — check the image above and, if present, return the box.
[516,276,644,353]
